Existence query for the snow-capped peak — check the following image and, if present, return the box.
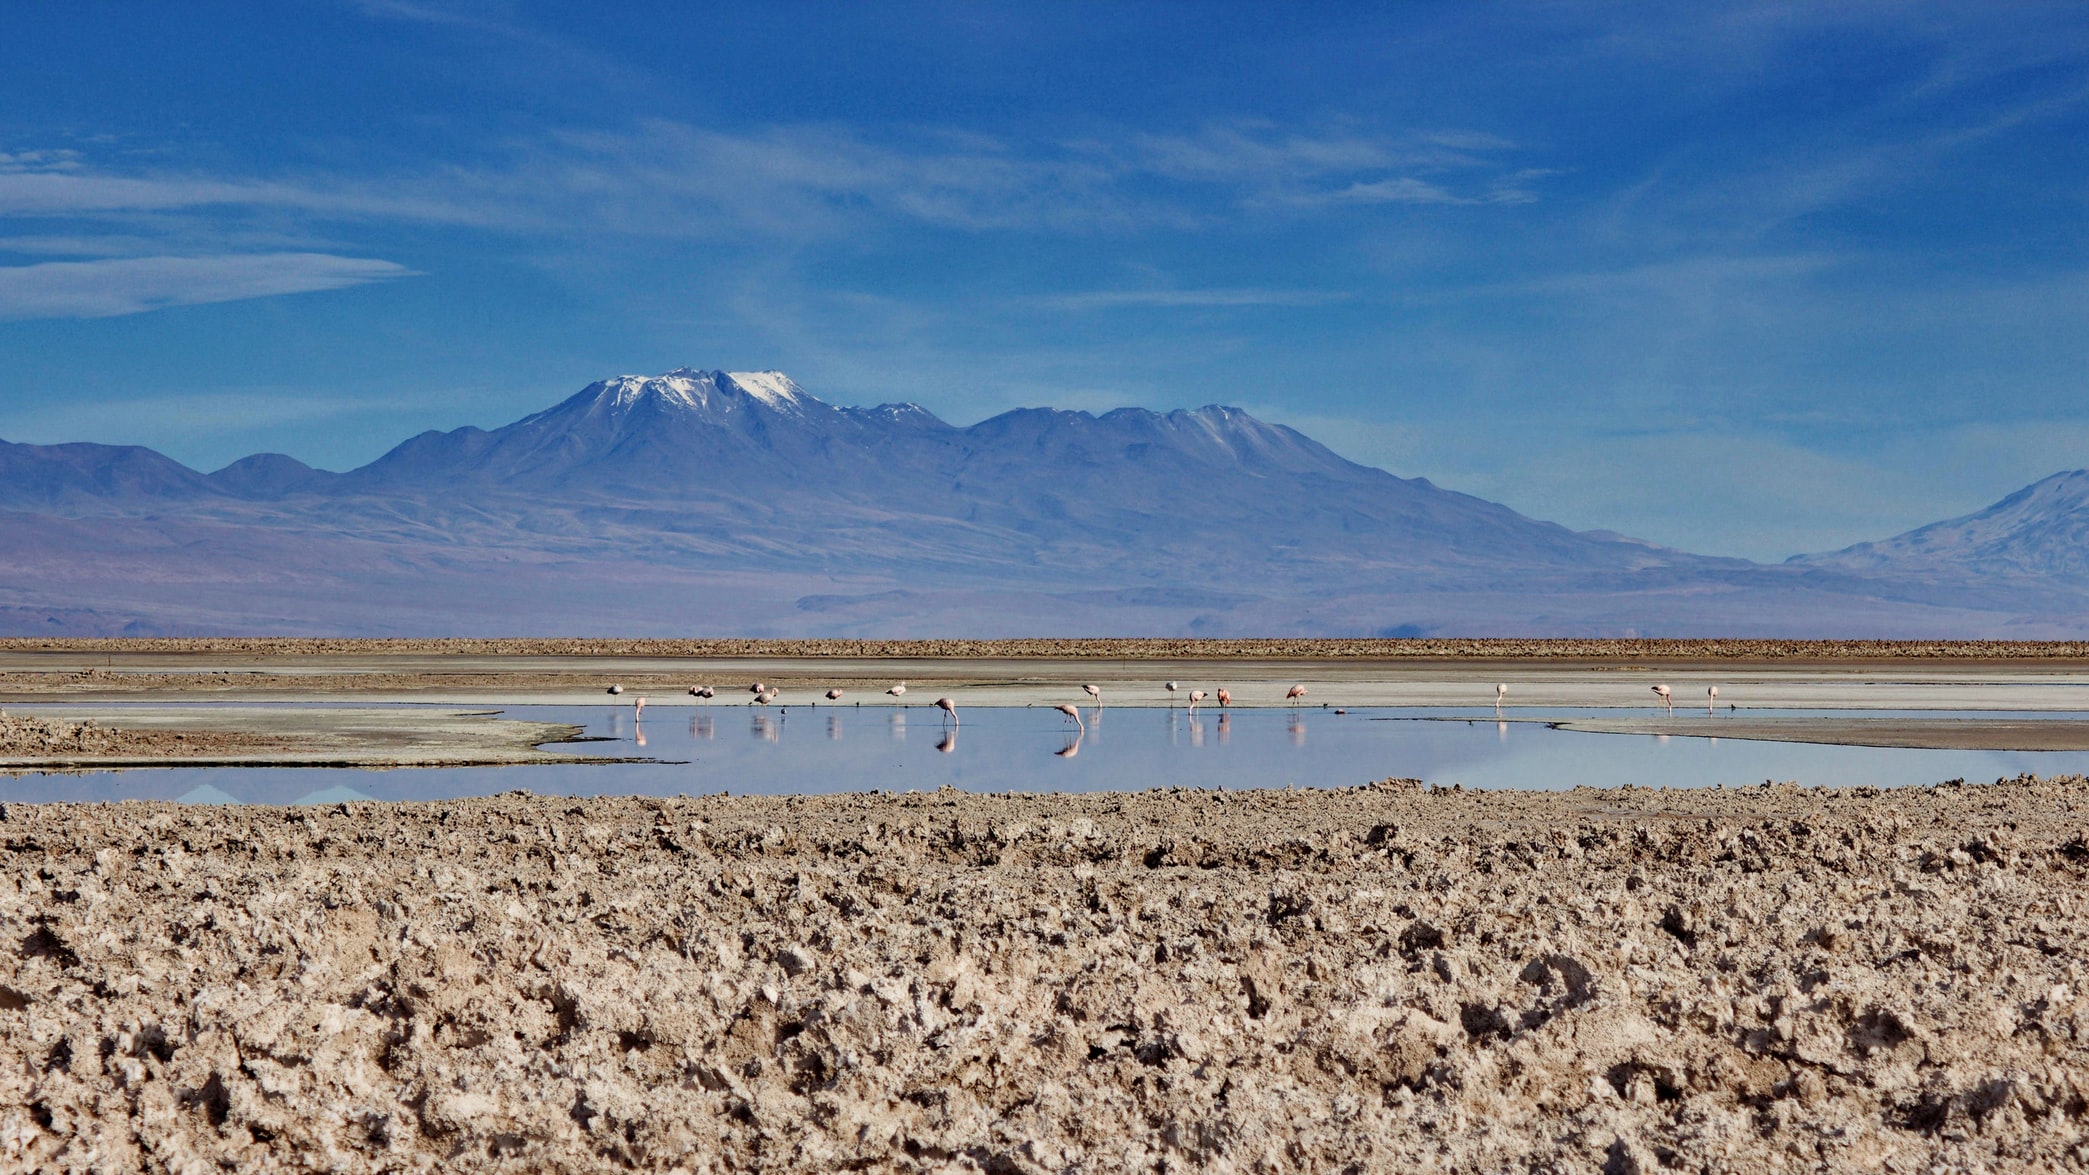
[723,370,805,410]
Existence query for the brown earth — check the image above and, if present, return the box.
[6,779,2089,1171]
[10,636,2089,661]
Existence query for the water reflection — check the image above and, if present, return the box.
[20,704,2089,806]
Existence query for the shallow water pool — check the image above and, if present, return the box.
[7,703,2089,805]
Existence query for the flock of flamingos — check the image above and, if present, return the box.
[597,679,1727,729]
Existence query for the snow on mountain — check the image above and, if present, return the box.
[0,368,2082,636]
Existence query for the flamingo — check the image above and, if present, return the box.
[1216,687,1231,708]
[633,697,647,718]
[1055,703,1085,732]
[749,682,767,695]
[1286,683,1308,705]
[1652,684,1672,715]
[1495,683,1507,715]
[755,690,778,706]
[886,682,907,698]
[607,684,624,696]
[1165,681,1180,707]
[1083,684,1102,707]
[1707,685,1719,714]
[688,686,715,702]
[934,697,959,726]
[825,688,844,702]
[1188,689,1207,714]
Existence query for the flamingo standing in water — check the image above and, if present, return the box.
[688,686,715,703]
[1083,684,1102,707]
[1495,683,1508,715]
[1216,687,1231,708]
[825,688,844,702]
[1188,689,1207,714]
[1165,681,1181,707]
[755,690,778,706]
[1707,685,1719,714]
[633,697,647,718]
[934,697,959,726]
[1055,703,1085,732]
[1652,684,1672,715]
[887,682,907,699]
[607,684,624,696]
[749,682,767,697]
[1286,684,1308,706]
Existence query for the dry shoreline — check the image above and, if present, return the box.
[0,707,633,771]
[12,636,2089,661]
[5,778,2089,1171]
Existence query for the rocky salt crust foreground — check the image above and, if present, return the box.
[4,780,2089,1172]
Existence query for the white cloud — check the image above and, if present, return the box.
[0,253,416,320]
[1031,287,1348,311]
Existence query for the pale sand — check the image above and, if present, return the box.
[0,707,628,770]
[7,644,2089,713]
[6,779,2089,1171]
[1544,715,2089,751]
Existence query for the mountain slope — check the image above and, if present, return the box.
[1795,471,2089,579]
[0,368,2080,637]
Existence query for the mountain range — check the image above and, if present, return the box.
[0,368,2083,637]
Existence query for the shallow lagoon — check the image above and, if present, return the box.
[6,703,2089,805]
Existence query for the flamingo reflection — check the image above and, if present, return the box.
[937,729,957,754]
[1287,713,1306,746]
[752,715,778,743]
[889,712,905,741]
[689,714,713,740]
[1217,712,1231,745]
[826,714,843,740]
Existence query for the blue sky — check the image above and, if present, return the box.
[1,1,2086,560]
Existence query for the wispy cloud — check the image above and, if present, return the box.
[1031,287,1349,311]
[0,253,416,320]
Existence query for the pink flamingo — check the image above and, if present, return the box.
[1652,684,1672,715]
[825,688,844,702]
[935,697,959,727]
[688,686,715,702]
[1188,689,1207,714]
[1055,703,1085,732]
[1286,684,1308,706]
[1495,683,1507,715]
[1083,684,1102,707]
[1216,687,1231,708]
[1707,685,1719,714]
[886,682,907,698]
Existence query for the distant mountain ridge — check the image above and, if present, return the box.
[0,367,2081,637]
[1795,470,2089,580]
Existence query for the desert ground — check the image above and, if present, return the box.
[5,779,2089,1172]
[5,640,2089,1171]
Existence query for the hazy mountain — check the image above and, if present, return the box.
[0,369,2081,637]
[1794,471,2089,580]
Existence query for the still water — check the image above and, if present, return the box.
[6,704,2089,806]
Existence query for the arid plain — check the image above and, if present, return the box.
[5,640,2089,1171]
